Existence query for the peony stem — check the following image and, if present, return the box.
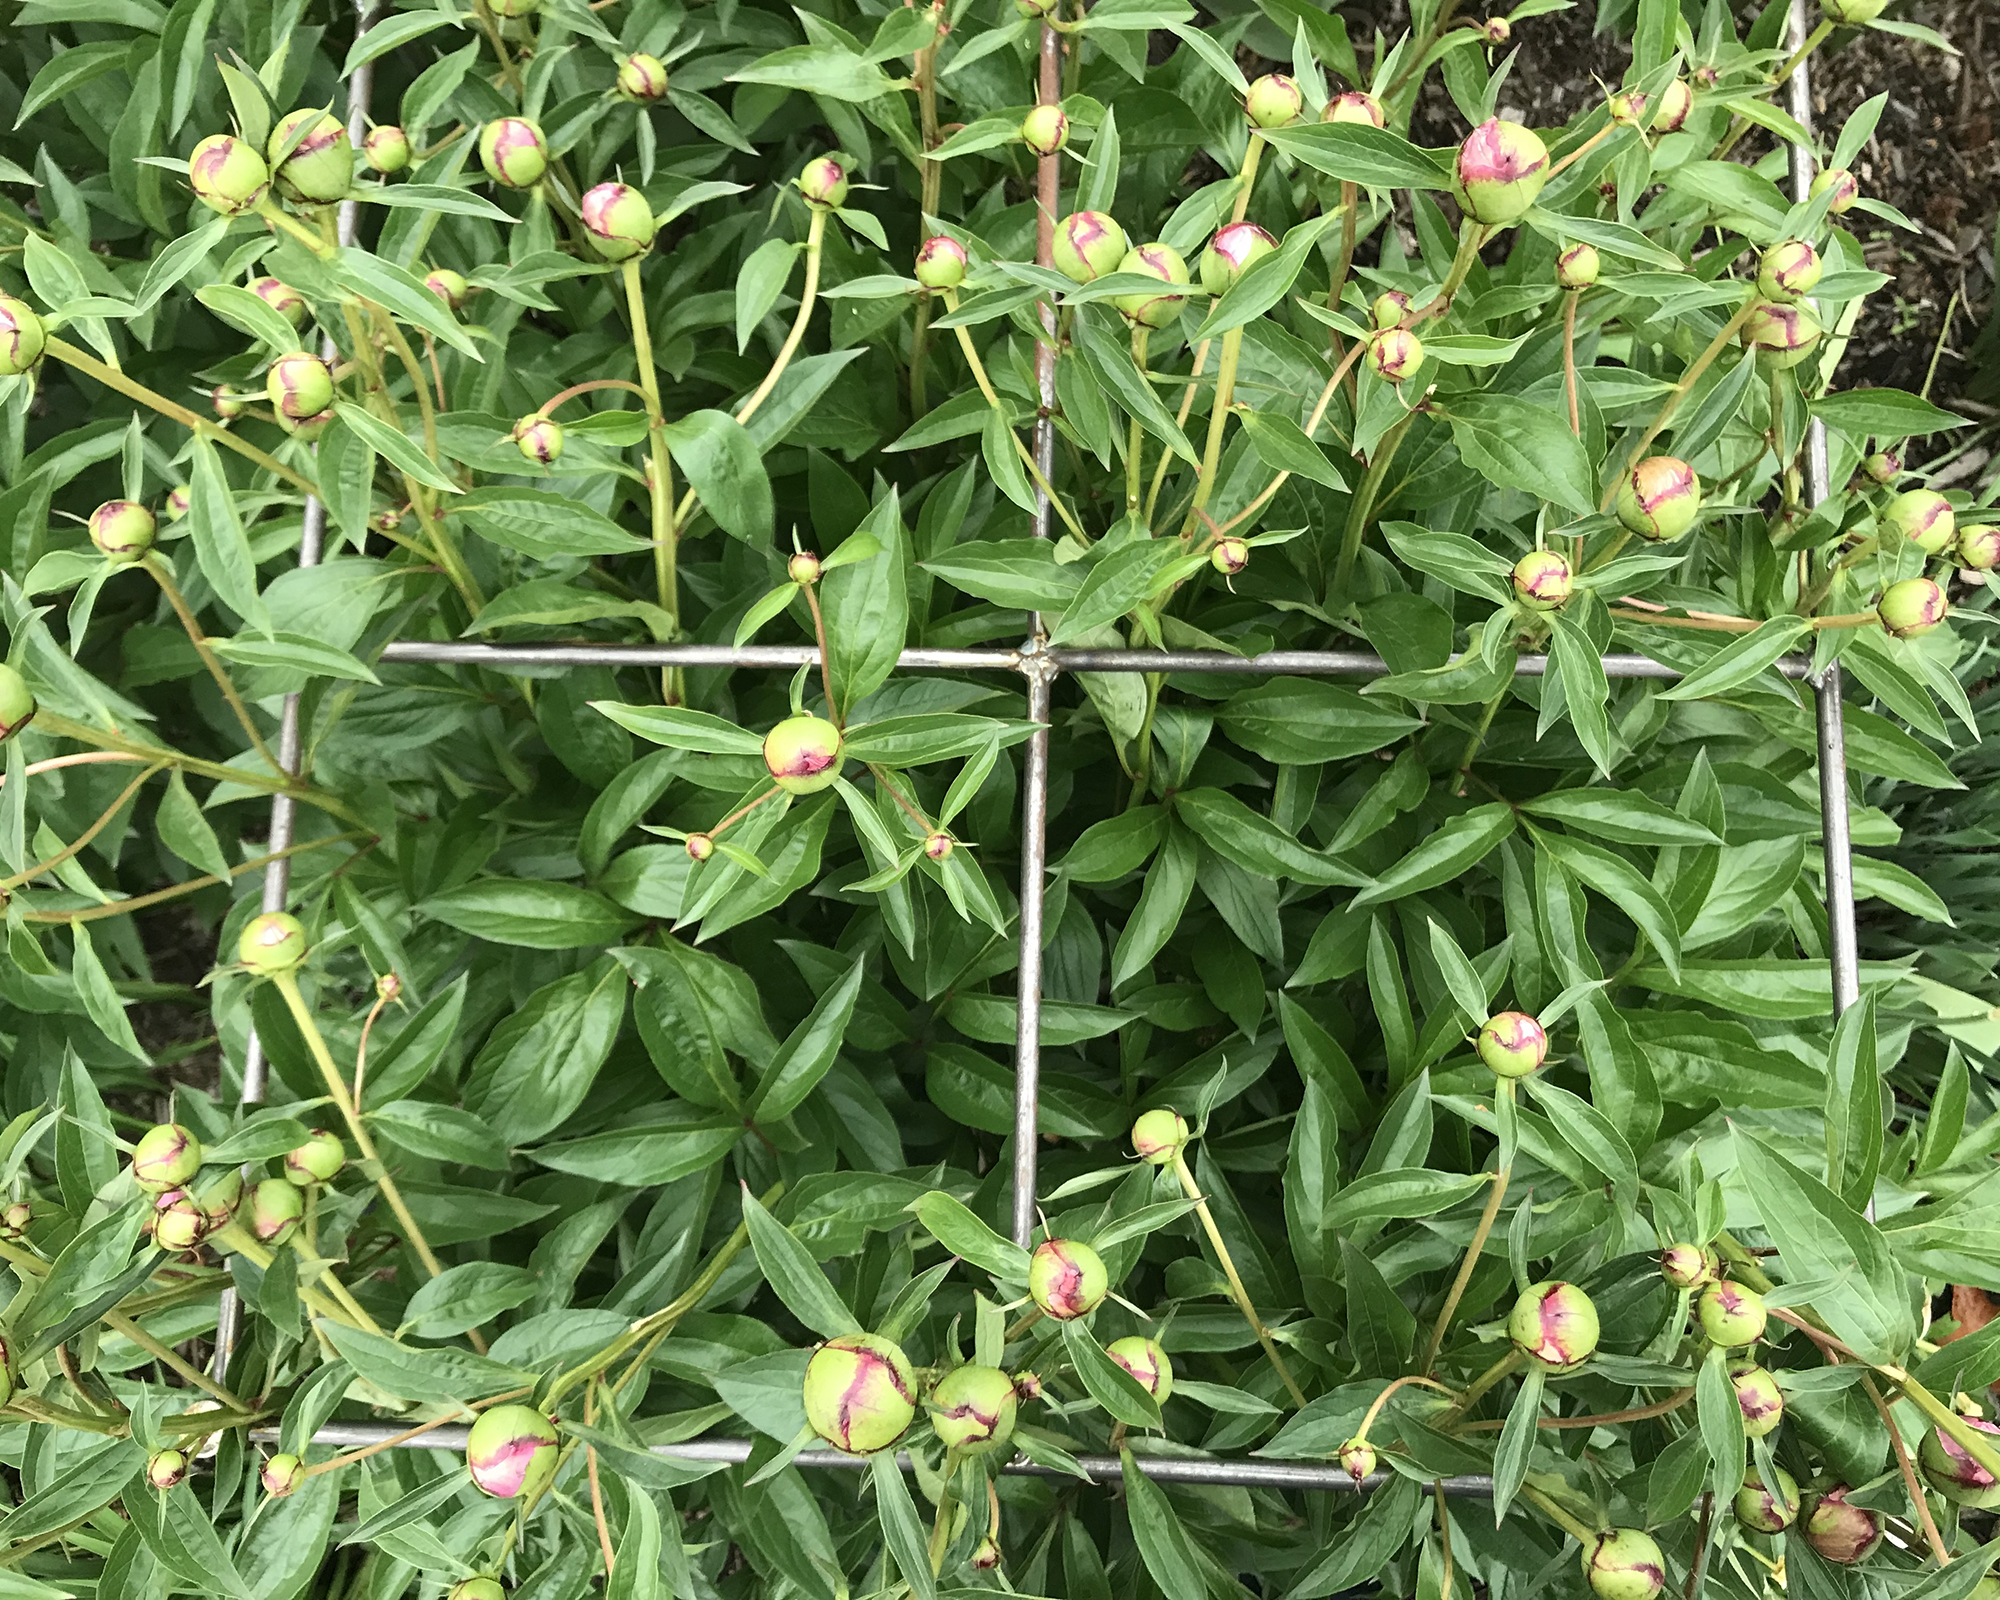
[1563,291,1582,436]
[144,557,284,773]
[1521,1482,1596,1546]
[1862,1373,1950,1564]
[623,258,679,703]
[942,295,1088,539]
[101,1309,245,1410]
[304,1386,533,1477]
[0,760,163,894]
[737,208,828,425]
[1170,1150,1308,1406]
[1601,302,1757,515]
[1126,327,1149,517]
[1333,412,1415,597]
[1423,1096,1514,1376]
[25,832,366,925]
[1179,327,1245,539]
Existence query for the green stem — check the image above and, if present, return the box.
[1171,1150,1308,1407]
[1599,302,1756,516]
[623,259,680,704]
[1422,1118,1512,1373]
[0,760,162,894]
[1521,1482,1598,1546]
[27,832,366,924]
[1772,19,1833,86]
[145,558,283,773]
[1180,327,1244,539]
[942,295,1088,539]
[1454,688,1509,796]
[1126,327,1149,518]
[928,1448,964,1574]
[1229,135,1265,224]
[102,1309,245,1409]
[1446,1348,1525,1419]
[1333,412,1414,598]
[738,208,828,425]
[213,1223,369,1330]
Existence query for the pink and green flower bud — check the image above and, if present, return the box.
[1745,298,1823,369]
[466,1405,561,1497]
[581,182,654,261]
[1821,0,1887,22]
[0,1202,29,1241]
[364,125,411,173]
[1507,1280,1600,1371]
[1729,1362,1784,1438]
[285,1129,346,1187]
[239,910,309,975]
[266,352,333,421]
[1511,550,1573,611]
[802,1332,918,1454]
[212,386,247,419]
[269,109,354,205]
[188,134,271,215]
[1659,1243,1717,1289]
[1477,1009,1548,1076]
[132,1123,201,1193]
[684,833,714,863]
[1652,79,1693,132]
[788,551,823,585]
[763,713,844,794]
[1338,1437,1376,1483]
[1695,1279,1766,1347]
[283,408,334,443]
[1810,167,1859,213]
[928,1363,1019,1454]
[89,500,156,563]
[1053,211,1128,283]
[1958,524,2000,571]
[260,1453,305,1497]
[1862,448,1902,484]
[1453,118,1549,226]
[1132,1107,1189,1165]
[1369,290,1411,331]
[0,666,35,744]
[1323,91,1385,127]
[1028,1238,1108,1320]
[1481,15,1510,43]
[915,235,969,289]
[1918,1416,2000,1507]
[425,268,471,310]
[1556,243,1599,289]
[1021,104,1069,156]
[1734,1465,1801,1532]
[796,156,848,208]
[616,52,670,103]
[248,1178,304,1245]
[1105,1335,1172,1401]
[511,415,564,466]
[448,1582,508,1600]
[153,1192,209,1251]
[146,1448,190,1489]
[1879,576,1949,639]
[1199,222,1277,296]
[250,276,307,327]
[1212,537,1250,575]
[1111,242,1189,329]
[1367,327,1423,382]
[971,1537,1002,1570]
[195,1168,242,1231]
[1582,1529,1665,1600]
[1881,487,1955,554]
[1614,455,1702,542]
[923,831,954,861]
[1802,1485,1883,1564]
[1014,0,1055,17]
[1608,90,1649,128]
[1757,240,1822,301]
[478,118,549,189]
[1012,1371,1043,1401]
[1245,73,1304,129]
[0,294,45,377]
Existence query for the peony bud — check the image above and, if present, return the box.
[1653,79,1693,132]
[1199,222,1277,296]
[147,1448,190,1489]
[1729,1362,1784,1438]
[1734,1465,1800,1532]
[1337,1437,1376,1483]
[212,386,247,419]
[239,910,308,975]
[1582,1529,1665,1600]
[1918,1416,2000,1508]
[1131,1107,1189,1166]
[1881,487,1955,554]
[923,831,954,861]
[283,408,334,443]
[802,1333,918,1454]
[1809,166,1859,213]
[970,1537,1003,1570]
[89,501,157,564]
[1371,290,1413,331]
[1507,1280,1600,1371]
[247,1178,304,1245]
[250,276,308,327]
[0,294,45,377]
[1511,550,1573,611]
[511,415,564,467]
[261,1453,305,1497]
[131,1123,201,1193]
[0,1202,28,1241]
[1614,456,1702,542]
[269,109,353,205]
[928,1363,1019,1454]
[152,1192,209,1251]
[1556,243,1599,289]
[580,183,654,261]
[478,119,549,189]
[1958,524,2000,571]
[266,352,334,421]
[796,156,848,209]
[1862,448,1901,484]
[1014,0,1055,17]
[1211,536,1250,576]
[1695,1280,1766,1347]
[1821,0,1887,21]
[1020,105,1069,156]
[1477,1010,1548,1076]
[1744,299,1824,370]
[1878,576,1948,639]
[448,1582,507,1600]
[616,52,670,103]
[1012,1371,1043,1401]
[0,666,35,743]
[284,1129,346,1187]
[363,125,411,173]
[1111,242,1190,330]
[1608,91,1649,128]
[1659,1243,1717,1290]
[915,235,969,289]
[1367,327,1423,382]
[488,0,540,16]
[466,1405,560,1497]
[1053,211,1129,283]
[425,268,471,310]
[1323,91,1385,127]
[684,833,715,863]
[163,485,193,522]
[1105,1335,1173,1401]
[1757,239,1821,300]
[788,551,823,585]
[1028,1238,1109,1320]
[1481,15,1510,43]
[195,1168,242,1232]
[1802,1485,1883,1564]
[188,134,271,215]
[1453,118,1549,226]
[763,713,844,794]
[1245,73,1304,129]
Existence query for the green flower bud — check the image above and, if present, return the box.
[266,352,334,421]
[1511,551,1573,611]
[1918,1416,2000,1508]
[188,134,271,215]
[1614,456,1702,541]
[1821,0,1886,21]
[923,831,954,861]
[1211,537,1249,576]
[802,1333,918,1454]
[1053,211,1128,283]
[1810,167,1859,212]
[269,109,354,205]
[616,52,670,103]
[0,1333,14,1407]
[0,294,47,376]
[425,268,471,310]
[131,1123,202,1193]
[479,119,549,189]
[466,1405,560,1497]
[1862,448,1902,484]
[1507,1280,1599,1371]
[1958,524,2000,571]
[1730,1362,1784,1438]
[1132,1107,1189,1165]
[971,1536,1002,1570]
[1029,1238,1108,1320]
[1337,1437,1376,1483]
[1111,242,1190,330]
[248,1177,304,1245]
[0,1202,30,1241]
[284,1129,346,1186]
[1695,1280,1766,1347]
[929,1363,1019,1454]
[282,408,334,443]
[363,125,411,173]
[1105,1335,1172,1401]
[1802,1485,1883,1564]
[1757,239,1822,300]
[1734,1465,1800,1532]
[511,415,564,467]
[1878,576,1948,639]
[195,1167,242,1231]
[151,1191,209,1251]
[250,276,307,328]
[684,833,714,862]
[147,1448,190,1489]
[796,156,849,208]
[1557,243,1600,289]
[788,551,823,586]
[1245,73,1304,129]
[89,500,157,563]
[1014,0,1055,17]
[1477,1009,1548,1076]
[488,0,539,16]
[1653,78,1693,132]
[1323,92,1385,127]
[260,1453,306,1497]
[763,713,844,794]
[1198,222,1277,296]
[0,665,35,743]
[1453,118,1549,226]
[212,386,248,419]
[1021,104,1069,156]
[1371,290,1412,330]
[1743,298,1823,369]
[1583,1531,1663,1600]
[580,182,654,261]
[1881,488,1955,554]
[1367,327,1423,382]
[238,910,309,975]
[448,1583,507,1600]
[914,235,969,289]
[1608,90,1649,127]
[1659,1243,1717,1289]
[1481,15,1510,43]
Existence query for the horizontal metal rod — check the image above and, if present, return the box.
[380,640,1811,680]
[261,1423,1493,1495]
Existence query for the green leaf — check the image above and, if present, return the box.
[454,486,650,558]
[1352,804,1516,909]
[747,957,864,1122]
[194,283,302,353]
[1442,393,1595,514]
[1259,121,1452,189]
[1217,679,1420,764]
[661,410,774,542]
[1065,1324,1161,1427]
[333,403,463,496]
[1529,827,1682,982]
[1321,1167,1489,1228]
[605,1482,664,1600]
[1188,212,1338,343]
[420,880,640,949]
[330,247,482,359]
[317,1320,536,1403]
[154,768,230,879]
[343,9,462,72]
[1491,1362,1544,1521]
[728,44,901,102]
[742,1187,863,1339]
[1236,407,1344,488]
[1654,616,1812,701]
[209,630,379,684]
[908,1190,1031,1279]
[186,435,270,630]
[1516,789,1722,848]
[1120,1446,1206,1594]
[70,922,145,1061]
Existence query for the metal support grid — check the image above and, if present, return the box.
[206,0,1858,1497]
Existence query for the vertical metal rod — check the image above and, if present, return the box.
[1783,0,1859,1017]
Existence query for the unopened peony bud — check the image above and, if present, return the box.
[269,109,353,204]
[796,156,848,208]
[1649,78,1693,132]
[1879,576,1948,639]
[1958,524,2000,571]
[1582,1529,1665,1600]
[196,1168,242,1231]
[1481,15,1510,43]
[1695,1280,1766,1346]
[616,52,670,103]
[1199,222,1277,296]
[1477,1010,1548,1076]
[763,713,844,794]
[251,276,308,327]
[152,1192,209,1251]
[1323,91,1385,127]
[189,134,271,215]
[915,235,969,289]
[147,1448,190,1489]
[1730,1362,1784,1437]
[1757,239,1821,300]
[1014,0,1055,16]
[0,295,45,376]
[0,667,35,744]
[1105,1335,1173,1400]
[132,1123,201,1193]
[803,1333,918,1453]
[923,831,954,861]
[1821,0,1886,21]
[266,352,334,421]
[1511,550,1573,611]
[89,500,156,563]
[1614,456,1702,541]
[466,1405,560,1497]
[1053,211,1128,283]
[970,1536,1003,1570]
[447,1582,507,1600]
[239,910,308,975]
[1012,1371,1043,1400]
[1557,243,1599,288]
[1211,536,1250,575]
[1454,118,1549,226]
[1028,1238,1108,1320]
[1131,1107,1189,1165]
[1745,299,1823,369]
[1734,1465,1801,1532]
[511,415,564,467]
[1810,167,1859,213]
[487,0,540,17]
[1881,487,1955,554]
[261,1453,305,1497]
[929,1364,1019,1453]
[1367,327,1423,382]
[479,118,549,189]
[1507,1280,1599,1371]
[1802,1485,1883,1564]
[1245,73,1304,129]
[1608,90,1649,128]
[1862,448,1902,484]
[1338,1437,1377,1483]
[1371,290,1413,330]
[1918,1416,2000,1507]
[1020,105,1069,156]
[284,408,333,442]
[788,551,823,585]
[0,1202,28,1241]
[580,182,654,261]
[285,1129,345,1187]
[684,833,714,863]
[364,125,411,173]
[425,268,471,310]
[211,385,247,419]
[247,1178,304,1245]
[1112,242,1190,330]
[1659,1243,1717,1289]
